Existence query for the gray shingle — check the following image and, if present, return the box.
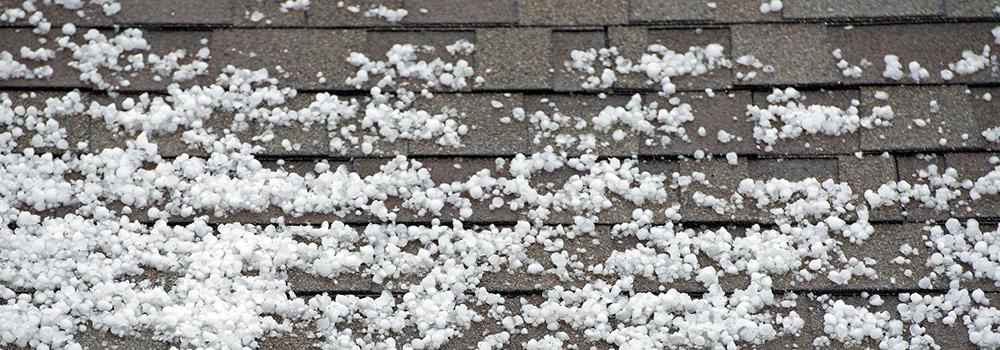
[4,90,90,155]
[828,23,999,85]
[607,26,649,90]
[522,94,640,157]
[751,89,863,155]
[860,86,984,152]
[969,87,1000,151]
[474,28,552,90]
[519,0,628,25]
[640,91,757,156]
[210,29,366,90]
[749,158,839,181]
[363,30,476,91]
[896,154,950,221]
[416,157,518,223]
[731,24,839,86]
[402,0,518,24]
[676,158,760,222]
[0,28,86,89]
[112,0,233,25]
[629,0,715,22]
[551,30,607,92]
[648,28,734,91]
[944,0,1000,18]
[838,154,903,221]
[714,0,784,23]
[119,30,214,91]
[233,0,306,26]
[305,0,404,27]
[409,93,532,156]
[946,152,1000,219]
[783,0,944,19]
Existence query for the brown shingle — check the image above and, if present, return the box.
[403,0,518,24]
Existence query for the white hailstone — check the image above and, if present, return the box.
[726,152,738,165]
[61,23,76,35]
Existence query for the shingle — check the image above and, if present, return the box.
[522,94,640,157]
[112,0,233,25]
[607,26,649,90]
[676,158,760,222]
[751,89,863,155]
[946,152,1000,219]
[714,0,784,23]
[731,24,839,86]
[838,154,903,221]
[518,0,628,25]
[828,23,998,85]
[482,226,622,291]
[783,0,944,19]
[629,0,715,22]
[409,93,532,156]
[233,0,306,26]
[11,0,231,26]
[474,28,552,90]
[414,157,518,223]
[944,0,1000,18]
[969,87,1000,151]
[210,29,366,90]
[402,0,518,24]
[860,86,984,152]
[551,30,607,92]
[306,0,404,27]
[635,159,685,224]
[4,91,91,155]
[362,30,476,91]
[119,30,214,91]
[74,329,176,350]
[640,91,756,156]
[749,158,839,181]
[648,28,734,91]
[287,268,374,293]
[896,154,950,221]
[530,166,637,224]
[0,28,86,89]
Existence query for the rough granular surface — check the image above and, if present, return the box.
[3,1,1000,349]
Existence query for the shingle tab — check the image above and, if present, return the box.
[946,152,1000,219]
[474,28,552,90]
[860,86,984,152]
[829,23,999,85]
[403,0,518,24]
[629,0,715,23]
[896,154,950,221]
[519,0,628,25]
[523,94,640,157]
[551,30,606,92]
[648,28,734,91]
[676,158,760,222]
[751,89,862,155]
[641,91,756,156]
[944,0,1000,18]
[607,26,650,90]
[4,91,90,155]
[969,87,1000,151]
[363,30,476,91]
[731,24,839,86]
[838,154,902,221]
[749,158,839,181]
[210,29,366,90]
[113,0,234,25]
[305,0,404,27]
[233,0,306,27]
[0,28,86,89]
[783,0,944,19]
[409,93,531,156]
